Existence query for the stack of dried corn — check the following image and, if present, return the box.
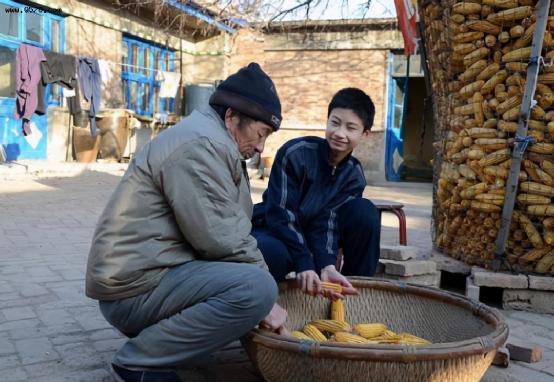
[420,0,554,275]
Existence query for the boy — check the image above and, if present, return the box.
[252,88,380,297]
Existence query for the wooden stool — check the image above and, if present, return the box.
[373,201,407,246]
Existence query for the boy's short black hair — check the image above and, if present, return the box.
[327,88,375,131]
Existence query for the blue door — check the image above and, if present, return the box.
[385,74,407,182]
[0,0,64,160]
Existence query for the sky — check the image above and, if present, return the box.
[260,0,397,21]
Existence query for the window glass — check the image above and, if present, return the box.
[122,41,128,68]
[25,13,43,43]
[131,45,138,73]
[0,5,19,37]
[143,47,149,75]
[130,81,138,110]
[51,20,60,52]
[0,46,16,97]
[143,84,150,114]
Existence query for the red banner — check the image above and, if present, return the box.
[394,0,418,56]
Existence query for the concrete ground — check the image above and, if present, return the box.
[0,161,553,381]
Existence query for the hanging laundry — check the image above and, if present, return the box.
[37,51,83,126]
[14,44,46,136]
[157,71,181,98]
[97,59,112,83]
[79,57,102,136]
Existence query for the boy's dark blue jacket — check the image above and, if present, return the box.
[252,136,367,273]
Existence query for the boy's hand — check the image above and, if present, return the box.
[320,265,358,299]
[296,270,322,296]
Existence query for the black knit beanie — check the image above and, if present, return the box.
[209,62,282,131]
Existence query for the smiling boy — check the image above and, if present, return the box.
[252,88,380,297]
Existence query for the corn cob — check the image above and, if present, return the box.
[354,323,387,339]
[459,164,477,179]
[529,143,554,155]
[538,74,554,84]
[478,148,510,167]
[475,193,504,205]
[334,332,369,344]
[480,70,508,95]
[487,6,532,24]
[528,120,546,131]
[541,160,554,178]
[544,231,554,246]
[291,331,313,341]
[310,319,351,334]
[466,19,501,35]
[524,159,540,181]
[450,13,465,23]
[453,43,478,55]
[452,31,485,43]
[452,2,482,15]
[531,105,546,121]
[320,281,342,293]
[505,62,528,73]
[502,47,532,63]
[509,25,525,38]
[544,217,554,230]
[476,63,500,81]
[484,166,508,179]
[398,333,432,345]
[302,324,327,342]
[536,253,554,273]
[527,205,554,217]
[468,148,485,159]
[520,182,554,197]
[498,120,517,132]
[537,169,554,186]
[498,31,511,44]
[454,104,476,116]
[502,105,520,121]
[471,201,501,212]
[519,213,544,249]
[330,299,345,322]
[464,47,490,67]
[475,138,508,150]
[482,0,518,8]
[468,127,497,138]
[497,95,522,115]
[517,194,551,205]
[459,60,488,82]
[483,118,497,129]
[513,23,535,49]
[460,182,488,199]
[459,80,485,98]
[506,74,525,87]
[518,247,550,265]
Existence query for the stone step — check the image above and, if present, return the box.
[380,245,418,261]
[380,259,437,277]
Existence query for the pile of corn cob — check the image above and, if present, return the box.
[289,283,431,345]
[420,0,554,275]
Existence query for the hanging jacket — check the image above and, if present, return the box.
[252,136,367,272]
[78,57,101,136]
[14,44,46,136]
[36,51,82,121]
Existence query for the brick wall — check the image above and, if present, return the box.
[225,27,395,181]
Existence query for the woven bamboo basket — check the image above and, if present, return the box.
[242,278,508,382]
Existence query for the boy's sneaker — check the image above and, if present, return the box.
[111,363,181,382]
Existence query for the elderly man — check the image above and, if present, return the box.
[86,63,287,382]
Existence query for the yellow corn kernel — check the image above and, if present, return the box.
[320,282,342,293]
[330,299,345,322]
[310,319,351,334]
[354,323,387,339]
[291,331,313,341]
[302,324,327,342]
[334,332,369,344]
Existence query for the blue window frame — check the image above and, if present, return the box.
[122,36,176,116]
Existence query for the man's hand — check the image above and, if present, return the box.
[296,270,321,296]
[320,265,358,299]
[259,303,288,334]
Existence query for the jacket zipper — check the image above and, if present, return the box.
[331,165,337,176]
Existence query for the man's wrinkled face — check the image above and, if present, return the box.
[226,111,273,159]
